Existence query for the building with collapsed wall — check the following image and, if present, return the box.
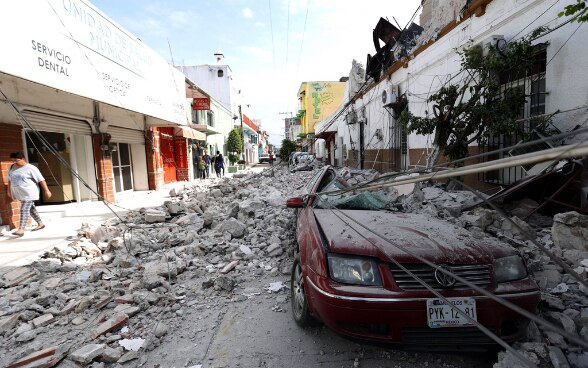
[314,0,588,198]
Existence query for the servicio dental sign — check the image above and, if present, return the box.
[0,0,187,125]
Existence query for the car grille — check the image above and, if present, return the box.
[390,263,492,290]
[401,327,497,346]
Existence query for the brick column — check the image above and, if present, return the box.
[0,123,24,228]
[145,128,164,190]
[91,134,115,203]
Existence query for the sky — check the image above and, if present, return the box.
[91,0,422,145]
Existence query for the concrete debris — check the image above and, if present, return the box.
[5,165,583,367]
[70,344,105,364]
[118,338,144,351]
[266,281,287,293]
[552,211,588,251]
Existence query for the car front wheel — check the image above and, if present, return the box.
[291,255,312,327]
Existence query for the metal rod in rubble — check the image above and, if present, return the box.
[333,142,588,194]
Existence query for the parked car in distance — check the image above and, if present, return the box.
[287,166,540,349]
[259,154,270,164]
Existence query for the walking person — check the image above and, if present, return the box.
[269,151,274,166]
[214,151,225,178]
[198,157,206,180]
[202,150,211,178]
[6,152,52,237]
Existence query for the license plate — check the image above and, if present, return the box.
[426,298,477,328]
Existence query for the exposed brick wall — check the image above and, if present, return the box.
[92,134,115,203]
[0,123,24,228]
[145,129,164,190]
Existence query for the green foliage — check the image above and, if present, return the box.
[279,139,296,160]
[559,0,588,23]
[228,153,239,165]
[298,133,308,139]
[399,35,547,165]
[226,128,243,154]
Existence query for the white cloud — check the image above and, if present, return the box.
[242,7,254,19]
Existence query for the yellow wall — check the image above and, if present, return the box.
[298,81,346,134]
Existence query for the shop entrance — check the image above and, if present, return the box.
[112,142,134,192]
[25,132,74,203]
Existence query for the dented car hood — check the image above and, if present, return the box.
[314,209,515,264]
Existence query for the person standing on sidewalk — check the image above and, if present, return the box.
[202,150,211,178]
[6,152,52,237]
[269,151,274,166]
[214,151,225,178]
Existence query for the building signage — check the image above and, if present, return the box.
[193,98,210,110]
[0,0,187,125]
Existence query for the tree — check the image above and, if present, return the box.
[399,34,550,168]
[279,139,296,160]
[226,128,243,160]
[559,0,588,23]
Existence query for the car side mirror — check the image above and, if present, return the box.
[286,197,305,208]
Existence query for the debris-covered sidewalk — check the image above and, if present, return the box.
[0,165,313,367]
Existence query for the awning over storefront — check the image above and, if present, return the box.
[189,123,221,135]
[175,126,206,140]
[315,130,336,139]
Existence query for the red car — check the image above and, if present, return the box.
[287,166,540,349]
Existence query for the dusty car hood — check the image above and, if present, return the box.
[313,209,515,264]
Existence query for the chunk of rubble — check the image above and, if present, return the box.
[90,313,129,339]
[552,211,588,251]
[70,344,105,364]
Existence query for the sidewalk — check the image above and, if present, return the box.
[0,165,264,270]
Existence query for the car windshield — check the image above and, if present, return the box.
[313,174,387,211]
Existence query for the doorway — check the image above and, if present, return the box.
[112,143,133,192]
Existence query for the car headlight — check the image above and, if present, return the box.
[327,254,382,286]
[494,255,528,283]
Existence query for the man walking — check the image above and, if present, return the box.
[202,150,211,178]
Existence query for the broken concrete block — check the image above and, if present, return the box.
[175,213,204,229]
[153,323,169,338]
[214,275,235,292]
[548,346,570,368]
[15,329,37,342]
[0,313,21,334]
[59,299,79,315]
[90,313,129,339]
[114,294,134,304]
[101,346,123,363]
[145,209,166,223]
[70,344,105,364]
[42,277,62,289]
[32,314,54,328]
[117,350,139,363]
[220,260,239,274]
[1,266,37,287]
[95,296,113,310]
[266,243,283,257]
[552,211,588,251]
[113,305,141,317]
[6,346,59,368]
[222,218,246,238]
[165,200,186,215]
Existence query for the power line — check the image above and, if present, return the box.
[269,0,276,71]
[296,0,311,78]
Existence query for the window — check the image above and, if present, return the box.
[217,69,224,77]
[207,110,215,127]
[482,45,547,185]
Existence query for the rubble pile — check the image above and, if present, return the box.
[0,166,315,367]
[396,183,588,368]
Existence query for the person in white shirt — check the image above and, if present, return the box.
[7,152,52,237]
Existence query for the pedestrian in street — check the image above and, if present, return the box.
[214,151,225,178]
[203,150,211,178]
[198,157,206,180]
[6,152,52,237]
[269,151,274,166]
